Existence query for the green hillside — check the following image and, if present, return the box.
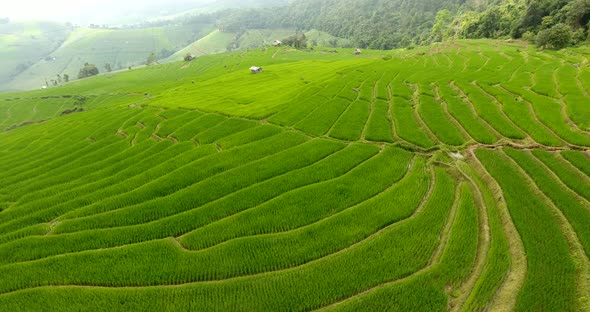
[1,40,590,311]
[166,30,236,61]
[2,24,212,92]
[167,28,351,62]
[0,21,71,88]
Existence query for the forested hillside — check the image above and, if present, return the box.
[217,0,590,49]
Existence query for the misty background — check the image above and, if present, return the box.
[3,0,222,25]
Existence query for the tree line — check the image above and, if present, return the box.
[212,0,590,50]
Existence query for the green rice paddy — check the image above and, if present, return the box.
[0,39,589,311]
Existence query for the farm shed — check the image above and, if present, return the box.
[250,66,263,74]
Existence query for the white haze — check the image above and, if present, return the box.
[3,0,217,25]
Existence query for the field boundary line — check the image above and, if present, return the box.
[471,82,530,142]
[408,83,441,145]
[502,149,590,311]
[360,73,384,141]
[0,150,389,270]
[507,65,522,83]
[0,141,180,223]
[326,77,369,137]
[432,83,474,143]
[555,152,590,190]
[450,161,491,311]
[57,136,311,225]
[385,75,403,143]
[475,47,490,73]
[176,149,383,242]
[53,133,288,222]
[0,143,213,231]
[551,69,590,136]
[0,170,451,296]
[289,80,348,129]
[449,81,503,141]
[314,179,462,311]
[534,153,590,207]
[469,148,527,312]
[182,156,417,252]
[0,143,354,259]
[497,84,574,147]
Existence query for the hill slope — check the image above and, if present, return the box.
[3,25,212,91]
[0,40,590,311]
[0,21,71,88]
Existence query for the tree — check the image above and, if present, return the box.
[537,23,573,49]
[431,9,452,42]
[104,63,113,72]
[78,63,99,79]
[283,32,307,49]
[541,16,555,30]
[146,53,158,66]
[184,53,196,62]
[63,74,69,82]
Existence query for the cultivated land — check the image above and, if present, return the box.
[0,39,590,311]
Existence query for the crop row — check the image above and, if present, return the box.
[0,169,457,311]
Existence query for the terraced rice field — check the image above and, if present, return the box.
[0,40,590,311]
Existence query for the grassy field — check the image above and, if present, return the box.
[0,39,590,311]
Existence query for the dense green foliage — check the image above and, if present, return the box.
[77,63,100,79]
[216,0,590,49]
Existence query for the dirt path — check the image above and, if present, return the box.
[450,162,492,312]
[468,149,527,312]
[271,48,281,59]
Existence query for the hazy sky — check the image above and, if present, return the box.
[4,0,214,24]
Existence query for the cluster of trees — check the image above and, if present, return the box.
[215,0,470,49]
[46,74,70,88]
[449,0,590,49]
[78,63,99,79]
[282,32,308,49]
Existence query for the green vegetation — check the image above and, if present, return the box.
[2,24,211,91]
[0,21,71,89]
[0,39,589,311]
